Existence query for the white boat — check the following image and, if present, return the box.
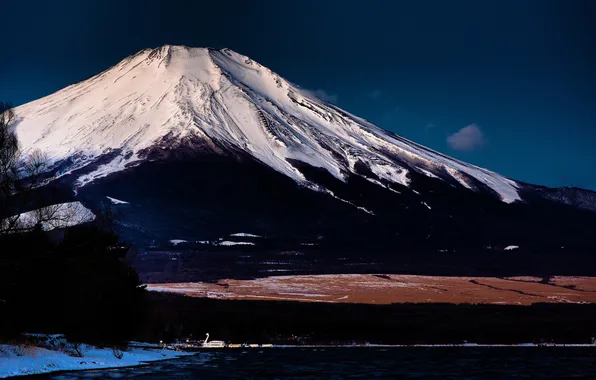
[202,333,225,348]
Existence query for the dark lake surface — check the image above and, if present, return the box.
[35,347,596,379]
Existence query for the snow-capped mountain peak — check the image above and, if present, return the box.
[14,45,520,203]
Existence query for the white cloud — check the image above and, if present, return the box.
[447,124,486,151]
[310,89,338,104]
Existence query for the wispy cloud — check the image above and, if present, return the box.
[310,89,338,104]
[447,124,486,151]
[367,90,382,100]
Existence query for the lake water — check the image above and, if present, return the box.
[34,347,596,379]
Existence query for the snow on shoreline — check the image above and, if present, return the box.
[0,344,193,378]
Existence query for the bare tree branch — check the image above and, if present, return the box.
[0,102,66,236]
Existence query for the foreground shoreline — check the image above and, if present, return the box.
[0,344,193,379]
[173,343,596,350]
[3,343,594,379]
[25,346,596,379]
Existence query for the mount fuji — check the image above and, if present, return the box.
[12,45,596,279]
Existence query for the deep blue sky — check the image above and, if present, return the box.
[2,0,595,189]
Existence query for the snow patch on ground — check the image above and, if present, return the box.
[504,245,519,251]
[106,196,129,205]
[322,189,375,215]
[369,163,410,187]
[218,241,255,246]
[229,233,262,238]
[1,202,95,232]
[169,239,188,245]
[418,168,440,179]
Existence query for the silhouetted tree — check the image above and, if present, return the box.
[0,102,147,346]
[0,102,57,234]
[0,102,18,224]
[1,217,148,345]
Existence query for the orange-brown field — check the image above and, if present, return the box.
[146,274,596,305]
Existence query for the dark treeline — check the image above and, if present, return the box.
[0,102,147,346]
[143,292,596,345]
[0,217,148,347]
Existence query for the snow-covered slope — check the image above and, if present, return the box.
[14,45,520,203]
